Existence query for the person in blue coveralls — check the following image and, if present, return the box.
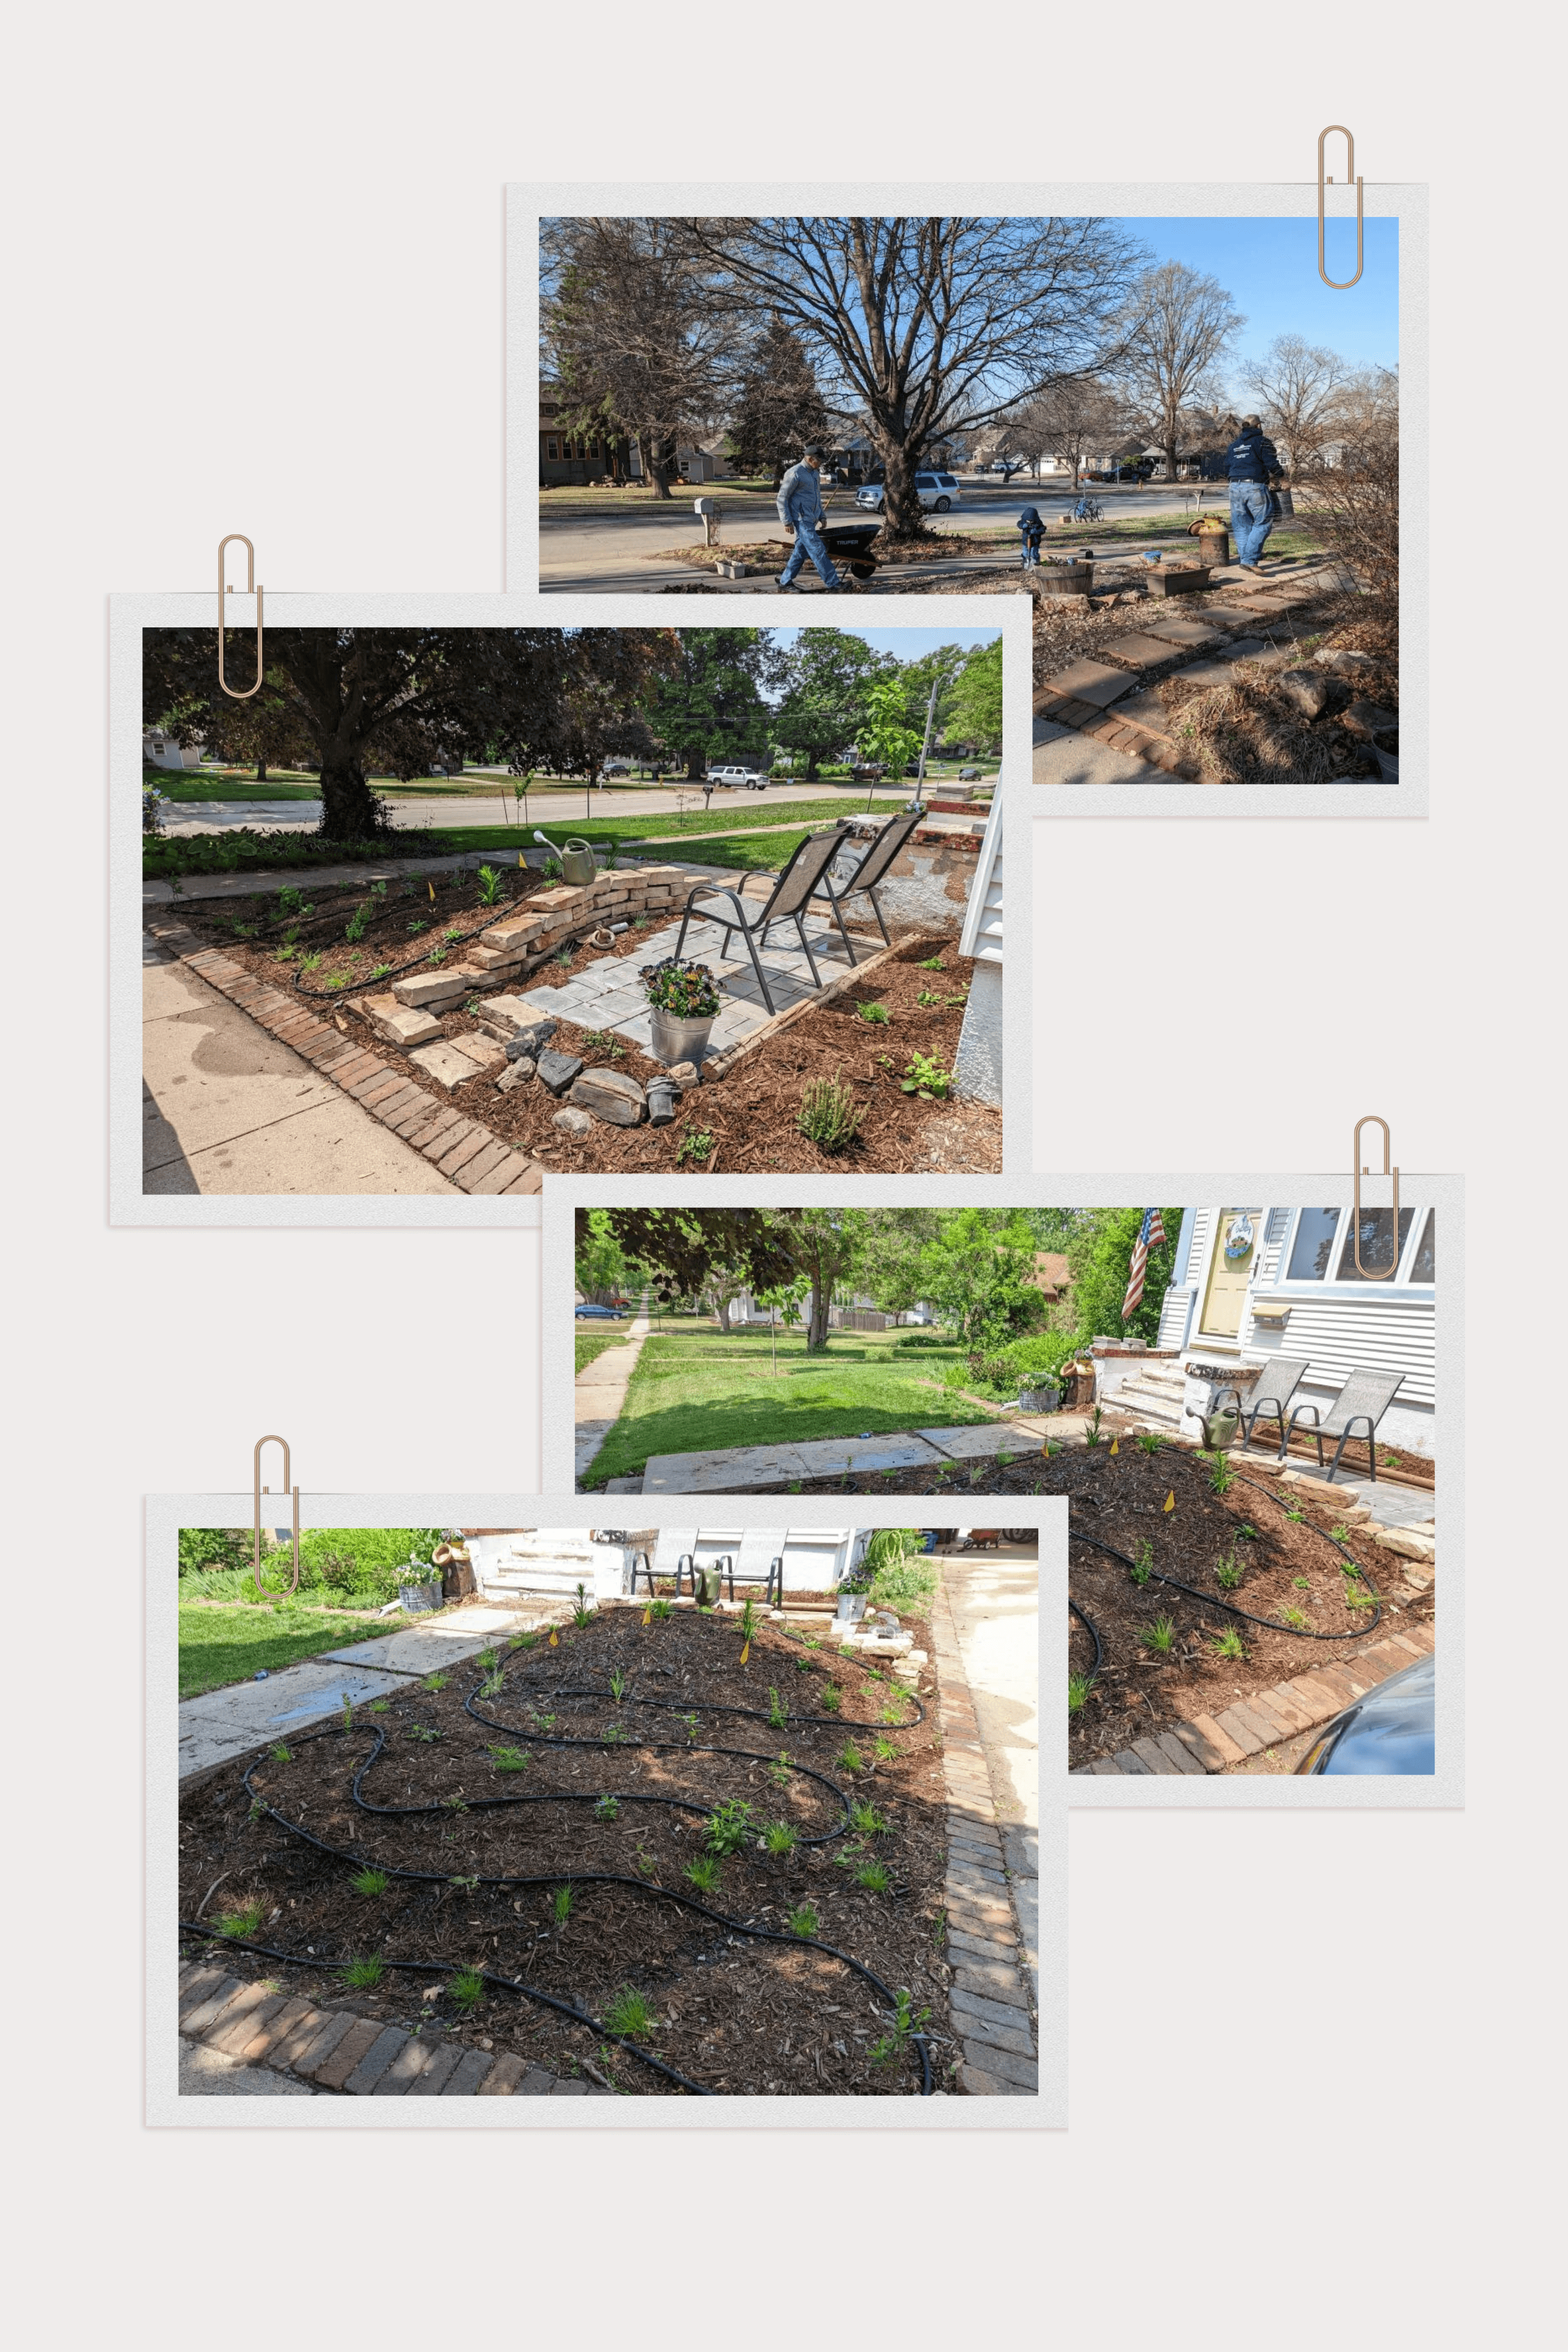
[774,447,843,592]
[1015,504,1045,567]
[1225,414,1286,572]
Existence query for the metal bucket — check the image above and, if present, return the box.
[650,1007,717,1069]
[398,1579,443,1614]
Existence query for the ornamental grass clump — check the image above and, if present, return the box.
[640,957,721,1017]
[797,1076,862,1154]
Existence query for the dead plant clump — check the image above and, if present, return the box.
[1159,671,1382,783]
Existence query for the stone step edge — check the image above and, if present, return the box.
[1072,1619,1436,1775]
[175,1967,612,2096]
[145,921,543,1198]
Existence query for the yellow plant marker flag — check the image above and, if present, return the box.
[642,1607,652,1627]
[1109,1438,1119,1455]
[739,1640,750,1665]
[1163,1490,1175,1513]
[549,1626,559,1646]
[429,880,436,900]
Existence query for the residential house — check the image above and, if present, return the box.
[539,380,636,485]
[1096,1203,1437,1456]
[460,1525,872,1597]
[143,729,203,770]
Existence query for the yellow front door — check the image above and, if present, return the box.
[1199,1210,1261,1338]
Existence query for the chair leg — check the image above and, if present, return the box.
[793,912,825,991]
[737,920,777,1016]
[825,888,860,967]
[864,885,891,948]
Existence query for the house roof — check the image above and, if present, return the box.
[1032,1251,1071,1298]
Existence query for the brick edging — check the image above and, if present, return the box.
[177,1960,612,2097]
[928,1573,1038,2097]
[147,921,543,1197]
[1073,1616,1436,1776]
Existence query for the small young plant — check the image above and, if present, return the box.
[787,1902,820,1939]
[917,954,944,970]
[634,1846,659,1877]
[684,1855,724,1896]
[682,1710,701,1740]
[706,1799,754,1856]
[368,1700,389,1715]
[648,1598,673,1622]
[477,1671,505,1699]
[766,1753,793,1788]
[571,1583,594,1629]
[848,1801,888,1837]
[602,1986,657,2039]
[594,1794,620,1821]
[857,999,891,1024]
[761,1821,798,1856]
[341,1955,386,1990]
[900,1051,951,1100]
[1238,1523,1259,1539]
[1138,1614,1178,1656]
[608,1666,627,1703]
[1285,1506,1305,1522]
[1280,1606,1309,1629]
[868,1987,930,2068]
[1346,1586,1378,1612]
[475,865,505,906]
[854,1861,893,1893]
[582,1029,626,1058]
[1135,1429,1166,1454]
[676,1129,714,1165]
[422,1671,449,1692]
[837,1741,864,1774]
[871,1733,899,1762]
[405,1725,443,1744]
[797,1077,861,1153]
[344,902,371,942]
[489,1746,531,1772]
[350,1868,389,1897]
[880,1698,904,1726]
[1129,1541,1154,1589]
[215,1901,265,1939]
[1331,1523,1352,1542]
[269,1741,293,1763]
[1208,1626,1248,1662]
[1293,1576,1311,1590]
[738,1596,758,1641]
[818,1682,842,1713]
[767,1688,788,1730]
[449,1967,485,2013]
[1214,1552,1243,1592]
[508,1629,538,1650]
[1207,1451,1236,1495]
[1068,1672,1096,1715]
[551,1886,573,1928]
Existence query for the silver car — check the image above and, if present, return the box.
[856,472,959,514]
[1296,1652,1435,1775]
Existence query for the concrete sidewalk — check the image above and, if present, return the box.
[143,936,456,1195]
[937,1545,1039,1982]
[574,1304,653,1481]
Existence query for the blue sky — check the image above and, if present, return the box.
[1118,217,1399,380]
[773,625,999,659]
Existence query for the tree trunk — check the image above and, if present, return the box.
[317,744,385,841]
[685,746,704,780]
[643,434,676,499]
[805,1278,832,1351]
[256,759,268,781]
[876,438,927,542]
[713,1289,732,1333]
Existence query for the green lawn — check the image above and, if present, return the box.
[576,1325,632,1373]
[583,1325,991,1486]
[179,1601,403,1697]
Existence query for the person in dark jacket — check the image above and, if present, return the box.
[1225,415,1285,571]
[1015,503,1045,567]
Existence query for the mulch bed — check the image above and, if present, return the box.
[169,885,999,1174]
[750,1444,1433,1768]
[179,1602,957,2096]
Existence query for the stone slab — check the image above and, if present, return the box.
[178,1656,411,1777]
[1140,615,1222,646]
[1039,657,1135,707]
[450,1033,506,1074]
[391,970,474,1008]
[568,1068,646,1125]
[640,1442,813,1495]
[917,1422,1044,1461]
[790,1433,947,1478]
[408,1040,492,1092]
[1033,731,1159,787]
[320,1622,514,1673]
[1101,631,1190,669]
[358,993,443,1048]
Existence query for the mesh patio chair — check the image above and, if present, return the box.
[672,825,853,1016]
[808,804,927,958]
[1220,1356,1312,1457]
[1283,1367,1405,1482]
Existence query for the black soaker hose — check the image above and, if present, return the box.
[186,1655,934,2096]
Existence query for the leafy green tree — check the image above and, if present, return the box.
[854,677,924,780]
[638,629,774,780]
[1065,1207,1183,1347]
[771,631,891,778]
[945,639,1004,751]
[580,1210,801,1311]
[576,1210,646,1305]
[178,1529,252,1576]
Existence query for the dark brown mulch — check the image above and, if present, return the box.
[179,1603,959,2096]
[176,894,999,1173]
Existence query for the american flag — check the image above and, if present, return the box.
[1122,1208,1168,1322]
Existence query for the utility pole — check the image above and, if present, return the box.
[915,671,941,787]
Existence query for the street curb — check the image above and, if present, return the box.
[930,1570,1038,2098]
[146,920,543,1197]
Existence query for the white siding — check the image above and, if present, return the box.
[1156,1287,1194,1348]
[958,796,1002,964]
[1243,1293,1435,1405]
[652,1528,865,1590]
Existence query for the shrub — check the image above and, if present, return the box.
[293,1528,444,1603]
[797,1076,862,1153]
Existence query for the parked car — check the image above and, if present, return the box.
[574,1302,623,1319]
[705,766,770,790]
[855,472,959,514]
[1295,1652,1435,1775]
[957,766,984,780]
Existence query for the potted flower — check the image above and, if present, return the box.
[641,956,723,1070]
[397,1553,444,1613]
[1003,1333,1077,1415]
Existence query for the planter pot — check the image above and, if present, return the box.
[835,1591,868,1623]
[1195,529,1231,565]
[398,1579,443,1614]
[649,1007,717,1069]
[1145,564,1212,598]
[1272,489,1295,519]
[1040,561,1092,595]
[1018,1383,1062,1414]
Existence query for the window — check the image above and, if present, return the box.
[1336,1206,1416,1282]
[1286,1208,1340,1281]
[1409,1210,1436,1283]
[545,437,558,460]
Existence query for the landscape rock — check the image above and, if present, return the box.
[1275,669,1333,718]
[1323,649,1375,673]
[391,968,480,1010]
[408,1039,494,1093]
[506,1022,556,1061]
[1342,699,1400,741]
[495,1056,535,1094]
[568,1067,647,1127]
[536,1049,586,1095]
[357,993,442,1048]
[483,998,554,1042]
[664,1061,701,1091]
[552,1107,594,1137]
[1373,1526,1436,1562]
[646,1080,677,1126]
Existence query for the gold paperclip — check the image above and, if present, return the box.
[1352,1117,1399,1280]
[253,1434,301,1595]
[218,533,265,699]
[1316,128,1363,290]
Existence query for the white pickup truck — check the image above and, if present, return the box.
[704,766,771,791]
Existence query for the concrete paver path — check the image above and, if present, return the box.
[143,937,456,1195]
[937,1544,1040,1984]
[574,1303,653,1482]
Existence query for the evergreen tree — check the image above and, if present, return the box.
[729,315,831,487]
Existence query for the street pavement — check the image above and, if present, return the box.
[157,776,923,838]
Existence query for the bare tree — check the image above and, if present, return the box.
[541,217,727,499]
[680,215,1145,539]
[1114,261,1244,490]
[1008,377,1128,486]
[1242,334,1349,474]
[1302,370,1399,607]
